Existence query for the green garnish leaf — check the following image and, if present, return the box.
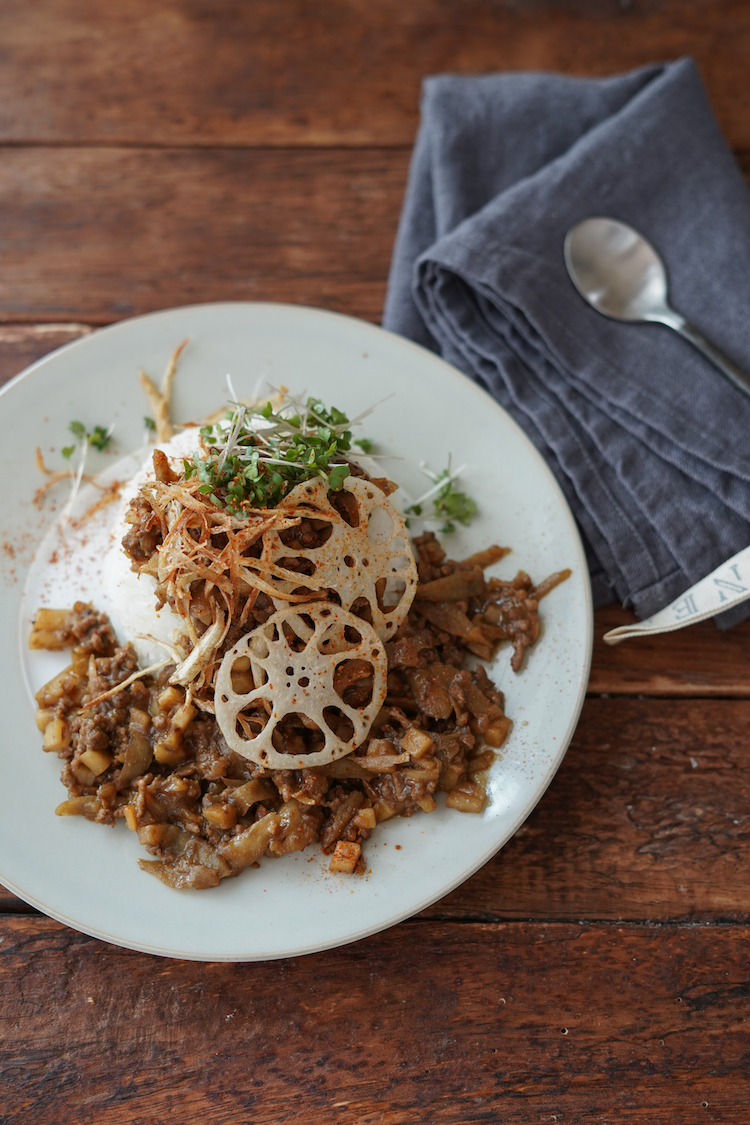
[61,445,76,460]
[88,425,112,452]
[69,420,86,440]
[355,438,374,453]
[189,394,361,514]
[405,460,477,533]
[144,416,156,432]
[327,464,351,490]
[433,476,477,529]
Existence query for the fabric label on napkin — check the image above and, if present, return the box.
[603,545,750,644]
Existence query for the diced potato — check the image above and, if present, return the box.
[129,706,151,733]
[157,685,183,712]
[136,823,170,846]
[36,607,70,629]
[400,727,434,759]
[36,668,82,709]
[438,762,464,792]
[329,840,361,874]
[70,647,90,676]
[484,717,512,748]
[373,800,397,823]
[79,748,112,777]
[153,739,187,766]
[416,795,437,814]
[353,807,377,830]
[43,717,71,752]
[445,780,486,814]
[203,803,238,830]
[171,701,196,733]
[35,708,55,732]
[71,762,97,787]
[403,764,441,782]
[28,608,73,651]
[124,806,138,831]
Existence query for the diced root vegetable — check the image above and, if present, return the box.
[445,780,486,814]
[416,795,437,813]
[35,708,55,732]
[439,763,465,792]
[400,727,434,759]
[43,717,71,752]
[129,707,151,733]
[36,667,83,708]
[353,807,377,830]
[172,701,196,733]
[33,608,71,631]
[79,748,112,776]
[124,806,138,831]
[154,737,187,766]
[71,763,97,787]
[329,840,361,873]
[484,718,512,747]
[157,686,183,711]
[203,803,238,830]
[136,823,170,846]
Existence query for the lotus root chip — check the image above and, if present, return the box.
[214,603,388,769]
[259,476,418,640]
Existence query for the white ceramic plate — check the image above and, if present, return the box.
[0,303,592,961]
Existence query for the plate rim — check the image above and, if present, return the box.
[1,300,594,960]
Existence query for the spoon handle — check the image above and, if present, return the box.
[651,309,750,399]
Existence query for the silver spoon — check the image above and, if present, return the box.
[564,216,750,399]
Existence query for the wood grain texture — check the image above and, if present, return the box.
[429,698,750,922]
[2,915,750,1124]
[590,605,750,696]
[0,149,748,327]
[0,325,91,388]
[0,147,407,324]
[5,698,750,921]
[0,1,749,149]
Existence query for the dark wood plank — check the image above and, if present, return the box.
[1,1,750,150]
[430,697,750,921]
[0,149,748,327]
[590,605,750,696]
[0,325,91,388]
[0,147,407,324]
[5,698,750,921]
[2,915,750,1123]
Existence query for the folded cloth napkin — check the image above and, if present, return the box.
[383,58,750,622]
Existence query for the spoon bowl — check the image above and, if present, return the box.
[564,216,750,398]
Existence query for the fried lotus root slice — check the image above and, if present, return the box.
[214,603,387,769]
[260,476,418,640]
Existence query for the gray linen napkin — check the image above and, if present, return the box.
[383,58,750,621]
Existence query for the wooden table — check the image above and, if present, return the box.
[4,3,750,1121]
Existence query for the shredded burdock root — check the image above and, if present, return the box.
[31,535,569,890]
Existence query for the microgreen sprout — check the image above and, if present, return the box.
[405,459,477,533]
[184,391,373,515]
[62,420,114,459]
